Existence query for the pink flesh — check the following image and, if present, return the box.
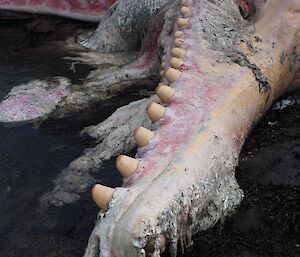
[125,0,246,186]
[0,0,116,21]
[0,82,69,123]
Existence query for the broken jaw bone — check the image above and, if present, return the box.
[88,0,300,256]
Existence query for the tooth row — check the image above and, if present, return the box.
[134,127,155,147]
[116,155,139,178]
[174,31,183,38]
[176,17,188,27]
[147,102,166,122]
[165,67,182,83]
[156,84,175,102]
[92,184,114,210]
[171,47,186,58]
[170,57,184,69]
[180,6,190,16]
[174,38,184,47]
[92,0,190,212]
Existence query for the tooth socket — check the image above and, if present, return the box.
[174,31,183,38]
[147,102,166,122]
[170,57,184,69]
[176,18,188,27]
[174,38,184,47]
[116,155,139,178]
[165,67,182,83]
[92,184,114,210]
[180,6,190,16]
[156,84,175,102]
[134,127,155,147]
[171,47,186,58]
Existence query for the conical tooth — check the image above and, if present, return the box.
[156,84,175,102]
[161,55,166,62]
[180,6,190,16]
[92,184,114,210]
[116,155,139,178]
[134,127,155,147]
[176,18,188,27]
[171,47,186,58]
[174,38,184,47]
[160,70,165,77]
[165,67,182,83]
[170,57,184,69]
[147,102,166,122]
[174,31,183,38]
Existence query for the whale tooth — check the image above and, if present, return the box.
[180,6,190,16]
[170,57,184,69]
[160,70,165,77]
[134,127,155,147]
[176,18,188,27]
[165,67,182,83]
[174,38,184,47]
[92,184,114,210]
[161,55,166,62]
[174,31,183,38]
[116,155,139,178]
[147,102,166,122]
[171,47,186,58]
[156,84,175,102]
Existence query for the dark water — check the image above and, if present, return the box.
[0,16,299,257]
[0,18,121,257]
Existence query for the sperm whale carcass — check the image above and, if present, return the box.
[87,0,300,257]
[0,0,299,256]
[0,0,116,21]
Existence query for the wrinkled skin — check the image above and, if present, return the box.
[0,0,299,257]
